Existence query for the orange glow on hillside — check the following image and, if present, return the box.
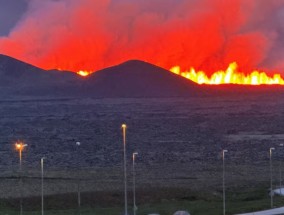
[77,70,91,77]
[170,62,284,85]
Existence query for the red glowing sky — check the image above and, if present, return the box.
[1,0,284,74]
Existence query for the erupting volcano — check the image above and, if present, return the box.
[1,0,284,87]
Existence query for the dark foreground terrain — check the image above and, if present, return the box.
[0,92,284,214]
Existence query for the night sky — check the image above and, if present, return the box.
[0,0,27,36]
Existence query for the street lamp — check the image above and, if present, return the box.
[270,147,275,208]
[132,152,138,215]
[222,149,228,215]
[76,141,81,215]
[122,123,128,215]
[41,157,46,215]
[279,144,283,195]
[15,141,27,215]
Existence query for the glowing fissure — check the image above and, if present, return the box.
[75,61,284,85]
[170,62,284,85]
[77,70,91,77]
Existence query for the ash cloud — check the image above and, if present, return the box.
[0,0,284,74]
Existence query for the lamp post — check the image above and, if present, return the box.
[41,157,46,215]
[15,142,27,215]
[132,152,138,215]
[76,141,81,215]
[270,147,275,208]
[222,149,228,215]
[122,124,128,215]
[280,144,283,195]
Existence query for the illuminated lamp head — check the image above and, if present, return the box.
[15,142,27,151]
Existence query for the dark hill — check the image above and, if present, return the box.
[0,54,80,97]
[84,60,200,98]
[2,54,281,99]
[0,55,202,98]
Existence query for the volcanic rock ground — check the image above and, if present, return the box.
[0,93,283,205]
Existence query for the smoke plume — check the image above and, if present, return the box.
[0,0,284,74]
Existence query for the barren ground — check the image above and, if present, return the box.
[0,93,283,213]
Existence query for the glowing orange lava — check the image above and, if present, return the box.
[77,70,91,77]
[170,62,284,85]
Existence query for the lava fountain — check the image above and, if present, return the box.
[170,62,284,85]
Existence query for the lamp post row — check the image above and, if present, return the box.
[13,128,139,215]
[222,145,283,215]
[14,130,283,215]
